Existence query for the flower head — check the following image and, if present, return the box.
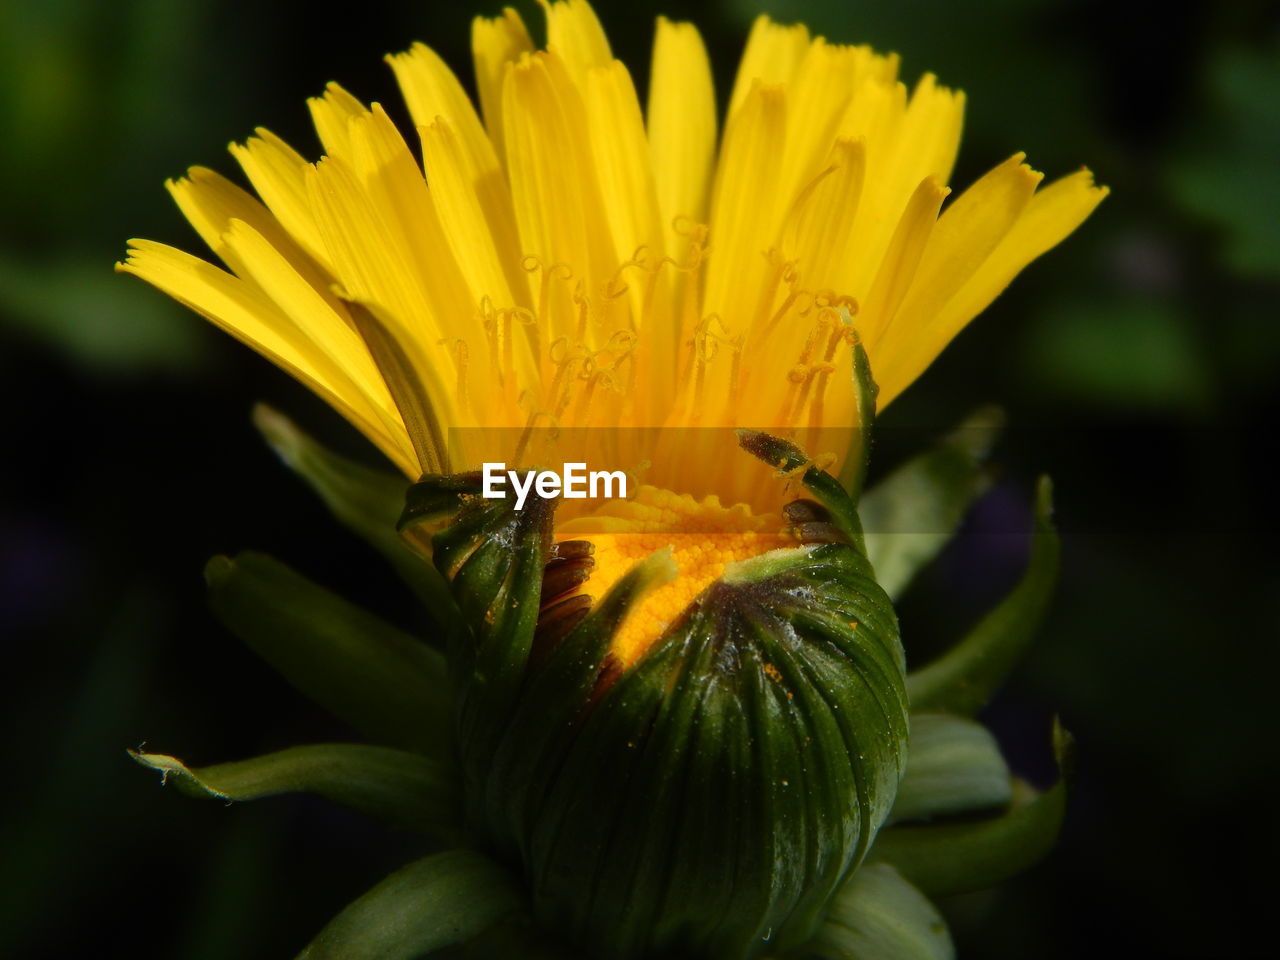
[122,4,1096,956]
[117,0,1103,672]
[119,0,1103,477]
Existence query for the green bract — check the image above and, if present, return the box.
[133,399,1070,960]
[398,430,909,959]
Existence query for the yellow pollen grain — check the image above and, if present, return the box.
[559,485,793,666]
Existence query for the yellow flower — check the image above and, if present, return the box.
[118,0,1104,668]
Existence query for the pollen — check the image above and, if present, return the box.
[560,485,794,666]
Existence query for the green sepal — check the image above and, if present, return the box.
[404,442,909,960]
[907,476,1060,715]
[399,471,556,806]
[252,403,455,620]
[860,406,1004,600]
[889,714,1012,824]
[478,547,677,853]
[130,744,460,840]
[797,863,954,960]
[868,720,1074,897]
[837,339,879,503]
[519,539,907,959]
[295,850,523,960]
[205,551,451,759]
[736,429,866,551]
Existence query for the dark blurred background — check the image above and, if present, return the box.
[2,0,1278,957]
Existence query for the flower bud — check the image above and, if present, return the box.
[401,435,909,959]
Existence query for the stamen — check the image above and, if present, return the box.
[572,279,591,341]
[514,407,562,468]
[600,256,641,336]
[546,338,587,422]
[524,255,574,338]
[805,362,837,432]
[492,307,509,388]
[671,215,708,242]
[440,337,470,417]
[606,250,647,300]
[690,313,736,421]
[479,296,502,385]
[509,306,541,383]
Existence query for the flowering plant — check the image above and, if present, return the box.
[122,2,1102,957]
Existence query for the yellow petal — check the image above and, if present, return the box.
[306,154,435,347]
[219,218,394,419]
[542,0,612,85]
[780,137,867,294]
[306,157,462,448]
[837,75,907,163]
[858,175,951,353]
[882,168,1109,400]
[419,115,533,322]
[647,16,716,250]
[306,82,367,159]
[166,166,335,308]
[346,106,478,346]
[584,59,663,267]
[882,74,966,207]
[778,40,894,206]
[727,15,810,119]
[386,41,501,180]
[386,39,528,308]
[874,154,1043,400]
[502,51,614,342]
[704,81,787,333]
[837,75,964,308]
[799,175,949,437]
[116,240,415,473]
[952,168,1109,321]
[228,128,332,271]
[471,7,533,158]
[418,116,513,305]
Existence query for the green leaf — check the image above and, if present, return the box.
[861,407,1003,600]
[1168,48,1280,279]
[296,850,523,960]
[130,744,459,840]
[1017,297,1209,412]
[868,721,1073,897]
[801,862,953,960]
[906,476,1060,715]
[252,404,455,619]
[0,256,204,374]
[889,714,1012,824]
[205,551,451,758]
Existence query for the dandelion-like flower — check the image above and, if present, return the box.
[119,0,1101,664]
[123,3,1099,958]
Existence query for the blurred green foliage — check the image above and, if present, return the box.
[2,1,1277,958]
[1170,45,1280,279]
